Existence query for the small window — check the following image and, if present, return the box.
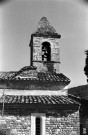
[36,117,41,135]
[42,42,51,61]
[31,113,45,135]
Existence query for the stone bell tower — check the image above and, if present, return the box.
[29,17,61,73]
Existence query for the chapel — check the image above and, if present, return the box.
[0,17,80,135]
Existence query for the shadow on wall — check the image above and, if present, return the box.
[0,129,10,135]
[0,129,16,135]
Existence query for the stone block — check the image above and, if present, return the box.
[46,110,80,135]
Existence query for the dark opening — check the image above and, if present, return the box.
[36,117,41,135]
[42,42,51,61]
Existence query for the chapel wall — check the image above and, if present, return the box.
[0,115,31,135]
[0,110,80,135]
[46,110,80,135]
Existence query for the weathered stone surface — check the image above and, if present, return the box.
[33,37,60,61]
[46,111,80,135]
[34,17,59,35]
[33,36,60,73]
[0,110,80,135]
[0,116,31,135]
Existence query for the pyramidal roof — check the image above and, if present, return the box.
[34,17,60,36]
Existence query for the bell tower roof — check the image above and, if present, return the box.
[0,17,70,90]
[33,17,61,37]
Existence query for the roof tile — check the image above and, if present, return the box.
[0,95,79,105]
[0,71,70,84]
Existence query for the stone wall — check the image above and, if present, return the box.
[0,110,80,135]
[33,37,60,61]
[46,111,80,135]
[0,115,31,135]
[33,36,60,73]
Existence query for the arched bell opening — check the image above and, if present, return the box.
[42,42,51,62]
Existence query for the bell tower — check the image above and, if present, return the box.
[29,17,61,73]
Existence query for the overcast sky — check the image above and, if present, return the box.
[0,0,88,88]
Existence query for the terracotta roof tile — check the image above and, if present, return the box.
[0,95,79,105]
[0,71,70,84]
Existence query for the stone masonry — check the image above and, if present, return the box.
[33,36,60,73]
[0,110,80,135]
[0,115,31,135]
[46,110,80,135]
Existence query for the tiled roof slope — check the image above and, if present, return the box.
[0,67,70,84]
[0,95,79,105]
[0,66,70,89]
[0,72,70,84]
[34,17,61,36]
